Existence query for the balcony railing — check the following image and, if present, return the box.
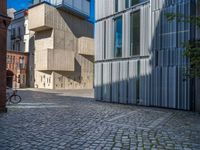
[11,34,22,41]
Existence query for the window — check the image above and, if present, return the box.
[10,56,13,64]
[18,27,21,36]
[131,0,147,6]
[12,44,15,50]
[104,21,106,59]
[115,0,118,12]
[22,75,25,84]
[114,16,122,58]
[12,28,16,37]
[131,0,140,6]
[126,0,129,8]
[19,57,25,69]
[7,56,11,64]
[13,56,15,63]
[17,43,20,51]
[130,10,140,56]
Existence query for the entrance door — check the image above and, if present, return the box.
[6,70,14,88]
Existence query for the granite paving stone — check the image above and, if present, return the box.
[0,89,200,150]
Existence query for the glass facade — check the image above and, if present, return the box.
[115,0,118,12]
[130,10,140,56]
[125,0,129,8]
[131,0,140,6]
[114,16,122,58]
[104,21,106,59]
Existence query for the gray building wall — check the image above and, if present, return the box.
[95,0,196,110]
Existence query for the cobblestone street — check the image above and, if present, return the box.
[0,89,200,150]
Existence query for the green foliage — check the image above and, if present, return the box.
[166,13,200,78]
[166,13,200,28]
[183,41,200,78]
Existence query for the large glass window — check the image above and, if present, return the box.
[18,27,21,36]
[125,0,129,8]
[130,11,140,56]
[115,0,118,12]
[114,16,122,58]
[131,0,140,6]
[104,21,106,59]
[131,0,147,6]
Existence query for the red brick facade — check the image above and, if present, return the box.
[6,51,29,88]
[0,0,11,112]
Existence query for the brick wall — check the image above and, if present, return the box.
[0,0,10,112]
[0,0,6,14]
[0,26,7,112]
[7,51,29,88]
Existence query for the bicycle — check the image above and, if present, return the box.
[6,89,22,104]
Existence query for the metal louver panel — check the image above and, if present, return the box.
[95,0,195,111]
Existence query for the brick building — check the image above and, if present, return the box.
[6,51,29,88]
[0,0,11,112]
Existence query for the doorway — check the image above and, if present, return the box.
[6,70,14,88]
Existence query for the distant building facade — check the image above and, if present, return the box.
[6,51,29,88]
[29,0,94,89]
[7,9,35,88]
[7,8,16,19]
[0,0,10,112]
[95,0,199,111]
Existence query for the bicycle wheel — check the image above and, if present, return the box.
[10,95,21,104]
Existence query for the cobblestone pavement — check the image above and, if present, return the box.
[0,89,200,150]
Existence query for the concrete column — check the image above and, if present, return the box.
[0,0,11,113]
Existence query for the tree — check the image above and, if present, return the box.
[166,13,200,78]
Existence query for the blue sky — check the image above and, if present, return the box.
[7,0,31,10]
[7,0,95,22]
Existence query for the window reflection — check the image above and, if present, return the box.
[114,16,122,58]
[130,10,140,56]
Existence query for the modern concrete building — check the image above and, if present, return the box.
[95,0,199,111]
[29,0,94,89]
[0,0,10,112]
[7,9,35,88]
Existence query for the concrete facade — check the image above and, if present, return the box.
[0,0,10,112]
[95,0,197,111]
[29,2,94,89]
